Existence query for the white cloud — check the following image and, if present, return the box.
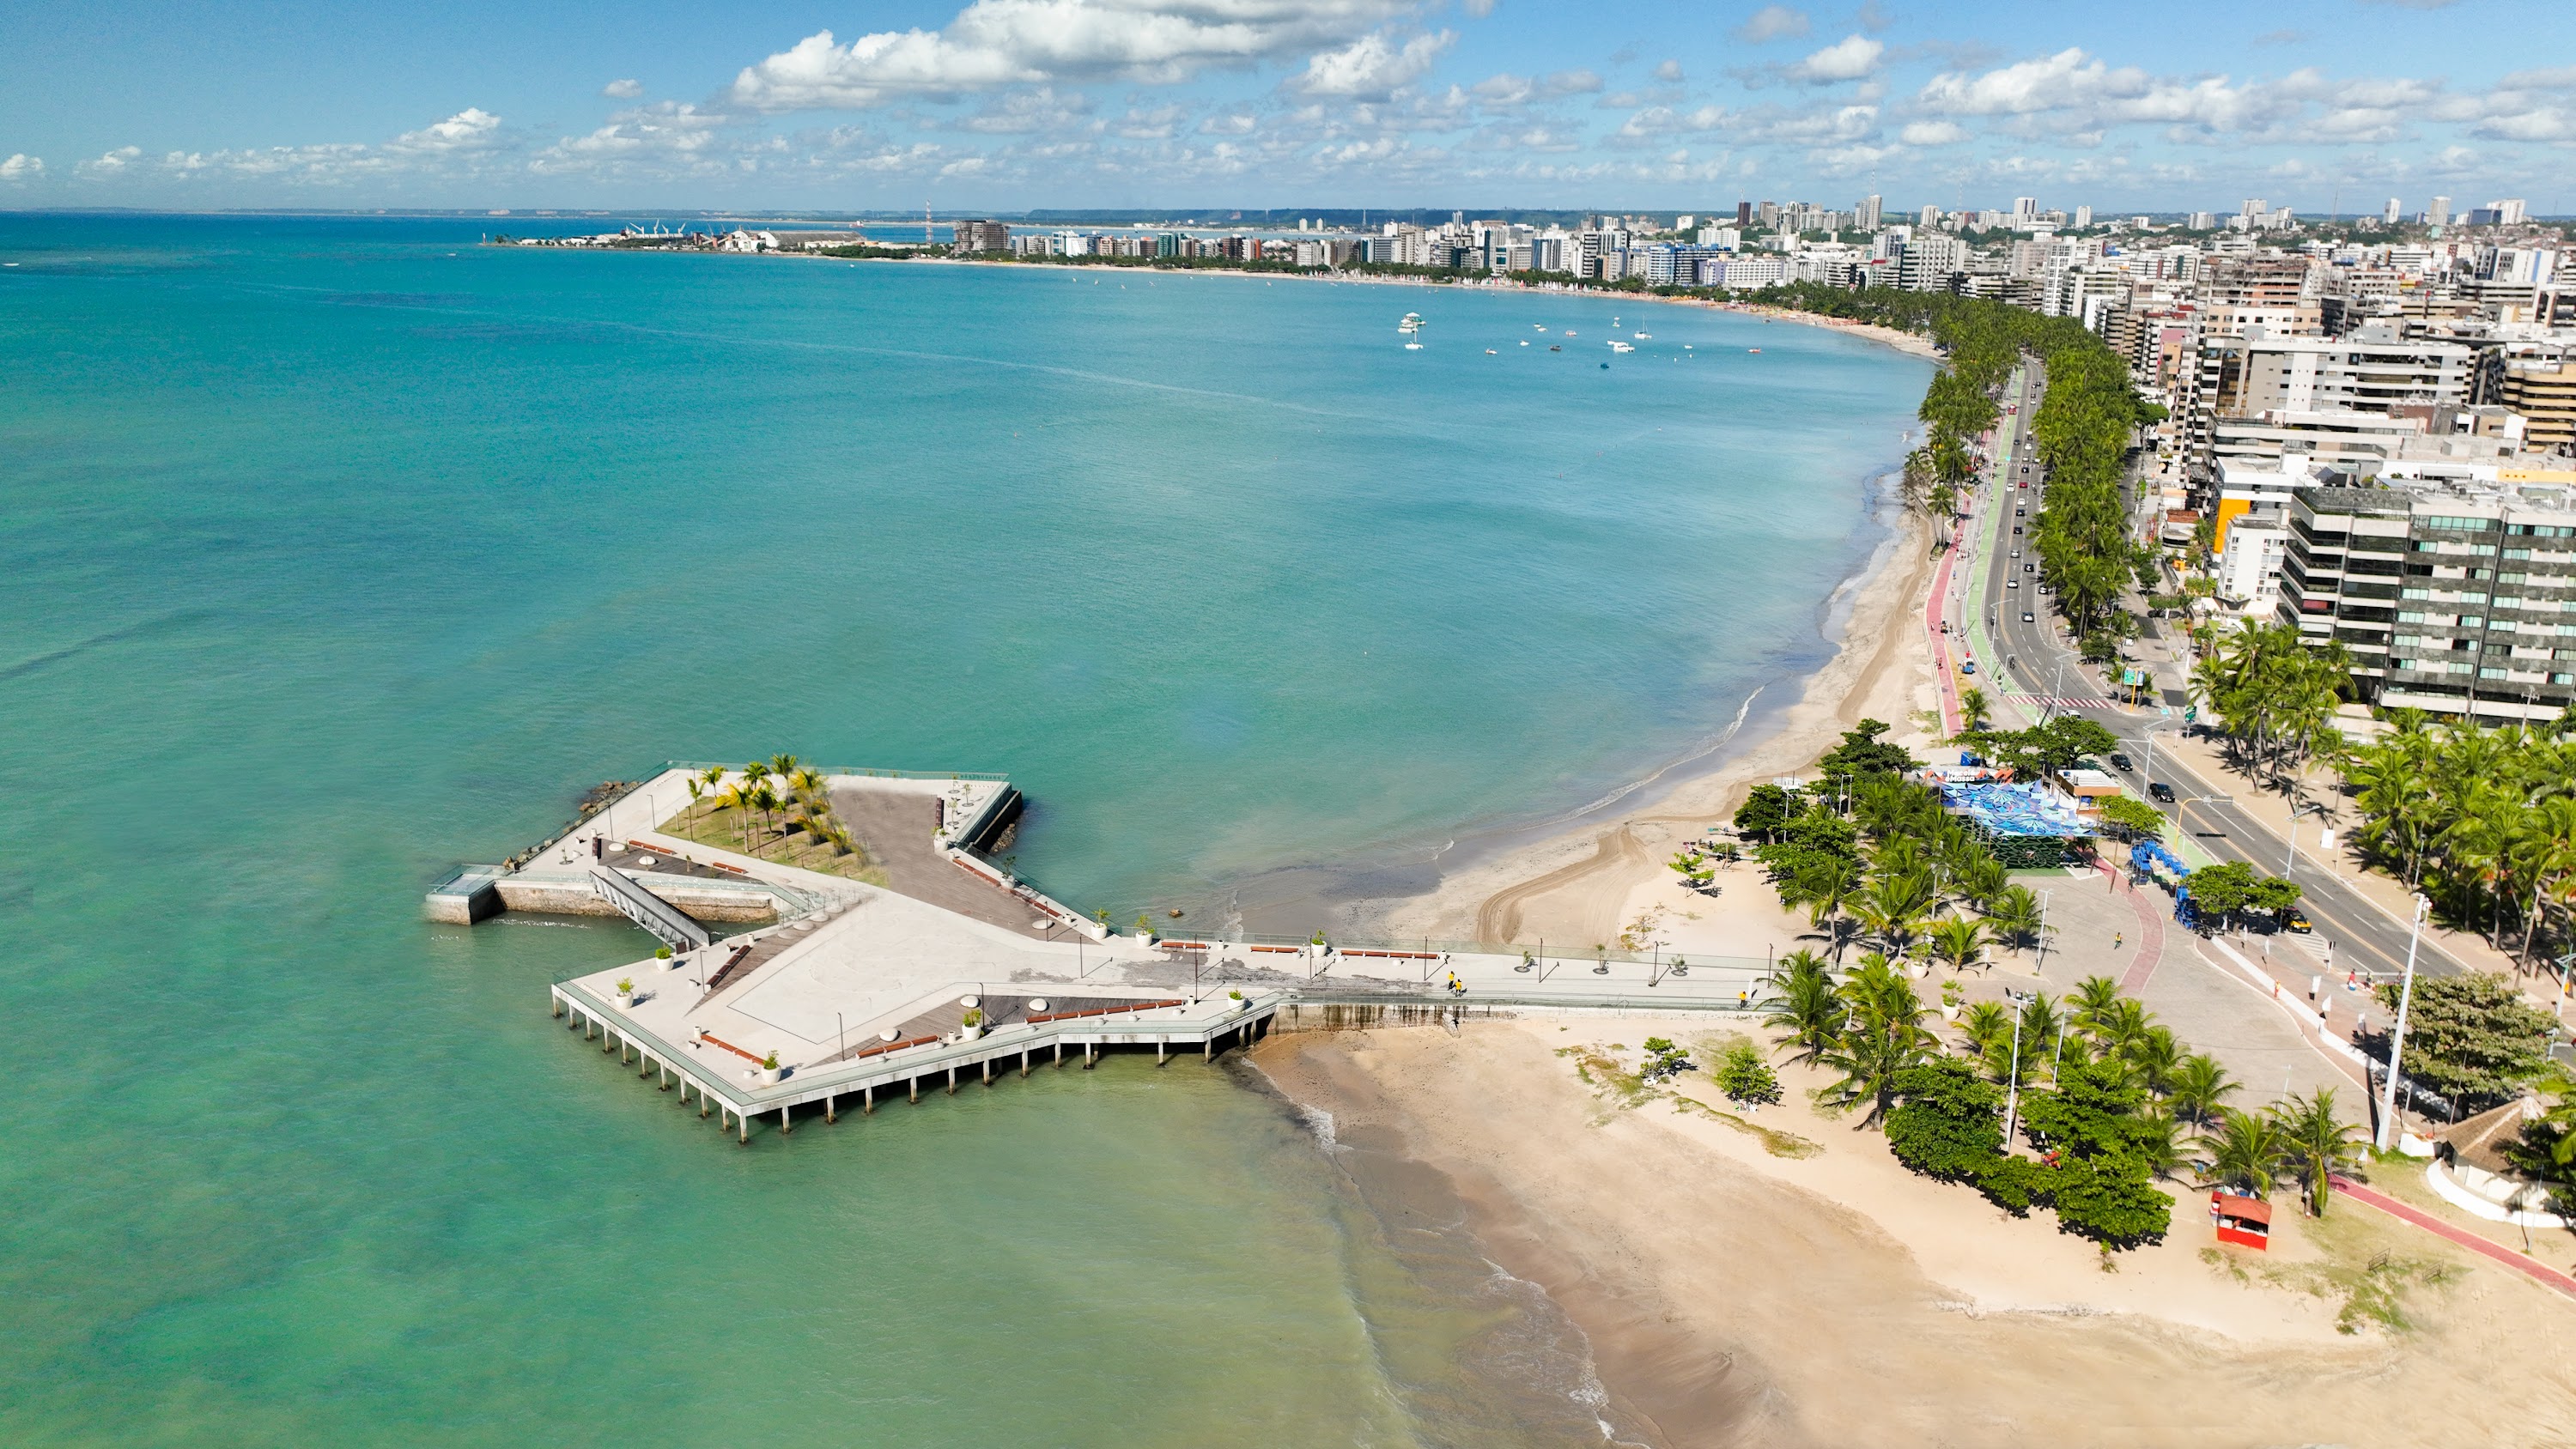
[540,102,737,173]
[1110,101,1183,137]
[387,108,505,155]
[1652,59,1684,83]
[957,87,1100,133]
[76,146,143,176]
[1899,119,1969,146]
[0,153,43,181]
[1469,66,1600,106]
[1289,29,1453,99]
[1917,48,2112,114]
[727,0,1414,111]
[602,78,645,99]
[1789,35,1882,83]
[1732,5,1810,43]
[2476,107,2575,142]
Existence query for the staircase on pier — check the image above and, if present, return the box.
[589,867,712,951]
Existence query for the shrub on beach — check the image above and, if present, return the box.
[1716,1040,1781,1106]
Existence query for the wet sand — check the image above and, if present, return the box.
[1256,1018,2576,1447]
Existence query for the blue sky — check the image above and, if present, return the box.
[3,0,2569,211]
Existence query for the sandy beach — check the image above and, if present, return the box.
[1255,1018,2576,1447]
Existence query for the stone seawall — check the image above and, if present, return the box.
[495,879,778,924]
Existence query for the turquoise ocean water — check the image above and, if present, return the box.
[0,214,1927,1445]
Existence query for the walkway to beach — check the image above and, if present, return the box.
[825,779,1057,940]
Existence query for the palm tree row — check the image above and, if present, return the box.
[2188,617,2355,782]
[1764,771,2044,967]
[685,755,859,859]
[1747,282,2160,661]
[2342,712,2576,965]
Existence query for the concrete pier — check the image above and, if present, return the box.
[550,974,1279,1145]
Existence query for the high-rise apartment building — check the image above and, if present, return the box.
[2428,196,2451,227]
[2280,482,2576,724]
[1899,233,1967,292]
[950,219,1012,252]
[1856,195,1882,232]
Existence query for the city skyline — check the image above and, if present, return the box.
[4,0,2573,210]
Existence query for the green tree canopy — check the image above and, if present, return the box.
[2366,972,2557,1113]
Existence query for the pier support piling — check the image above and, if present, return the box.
[864,1084,874,1114]
[825,1094,836,1124]
[909,1077,920,1104]
[1084,1043,1096,1070]
[982,1058,992,1087]
[1054,1041,1063,1069]
[779,1106,792,1135]
[1157,1041,1167,1067]
[1021,1048,1030,1078]
[947,1064,957,1095]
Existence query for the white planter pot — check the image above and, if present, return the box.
[616,993,635,1009]
[758,1066,782,1087]
[1940,1004,1959,1022]
[958,1024,982,1042]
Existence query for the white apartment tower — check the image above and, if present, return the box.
[2429,196,2451,227]
[2383,197,2402,225]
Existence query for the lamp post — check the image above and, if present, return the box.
[2283,801,2330,878]
[2002,989,2028,1149]
[2374,894,2431,1153]
[2033,888,2054,976]
[2126,718,2179,791]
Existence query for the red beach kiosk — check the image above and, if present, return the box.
[2210,1191,2272,1251]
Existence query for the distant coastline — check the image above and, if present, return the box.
[491,233,1948,366]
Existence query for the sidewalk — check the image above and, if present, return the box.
[2331,1173,2576,1301]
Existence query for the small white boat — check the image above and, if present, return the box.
[1519,340,1530,347]
[1405,342,1424,350]
[1607,340,1635,354]
[1633,331,1650,340]
[1485,348,1498,355]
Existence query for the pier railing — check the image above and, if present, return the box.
[666,759,1011,784]
[1145,933,1779,974]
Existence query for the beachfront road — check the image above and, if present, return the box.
[1971,361,2470,988]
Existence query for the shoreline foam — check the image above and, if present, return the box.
[1255,1017,2576,1446]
